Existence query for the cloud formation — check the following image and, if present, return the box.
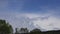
[0,12,60,32]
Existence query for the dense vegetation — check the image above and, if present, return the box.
[0,20,13,34]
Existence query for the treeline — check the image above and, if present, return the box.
[15,28,60,34]
[29,29,60,34]
[0,19,60,34]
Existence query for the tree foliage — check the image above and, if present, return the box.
[0,20,13,34]
[30,28,42,34]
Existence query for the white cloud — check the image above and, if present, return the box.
[15,13,60,31]
[32,16,60,31]
[0,12,60,32]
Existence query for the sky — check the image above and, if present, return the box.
[0,0,60,32]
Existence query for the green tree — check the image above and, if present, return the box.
[0,19,13,34]
[30,28,42,34]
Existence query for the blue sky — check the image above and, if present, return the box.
[0,0,60,32]
[7,0,60,13]
[1,0,60,13]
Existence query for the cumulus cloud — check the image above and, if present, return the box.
[32,16,60,31]
[0,4,60,32]
[17,13,60,31]
[0,11,60,32]
[16,13,60,31]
